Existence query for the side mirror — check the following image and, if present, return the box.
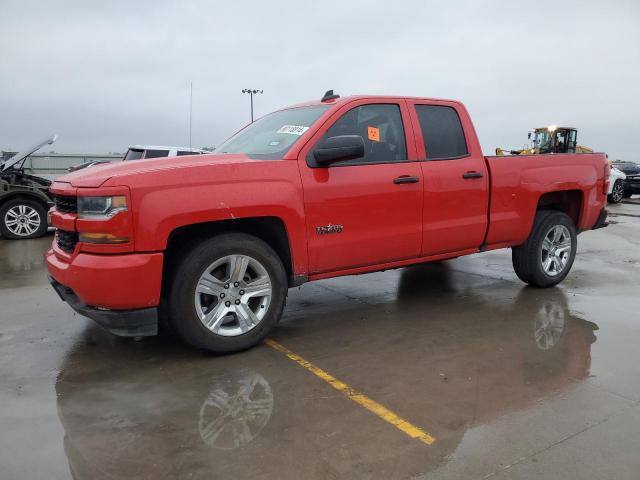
[312,135,364,166]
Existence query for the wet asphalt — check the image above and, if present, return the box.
[1,200,640,479]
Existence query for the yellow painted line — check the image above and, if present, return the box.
[264,338,435,445]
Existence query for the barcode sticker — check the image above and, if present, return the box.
[277,125,309,136]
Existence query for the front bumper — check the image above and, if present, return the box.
[49,276,158,336]
[45,246,163,336]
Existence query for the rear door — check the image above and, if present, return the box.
[407,101,489,255]
[298,100,423,274]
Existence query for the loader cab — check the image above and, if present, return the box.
[533,126,578,154]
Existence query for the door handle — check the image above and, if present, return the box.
[462,171,483,179]
[393,175,420,184]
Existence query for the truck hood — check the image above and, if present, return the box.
[56,153,261,188]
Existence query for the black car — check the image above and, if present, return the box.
[612,161,640,198]
[0,136,56,239]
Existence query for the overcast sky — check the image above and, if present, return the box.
[1,0,639,160]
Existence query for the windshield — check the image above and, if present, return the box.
[215,106,329,159]
[124,149,144,161]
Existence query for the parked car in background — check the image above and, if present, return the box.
[46,92,609,353]
[0,135,56,239]
[124,145,207,161]
[607,166,627,203]
[67,146,207,173]
[612,160,640,199]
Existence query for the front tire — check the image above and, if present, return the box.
[168,233,287,353]
[0,198,48,239]
[607,180,624,204]
[512,210,577,288]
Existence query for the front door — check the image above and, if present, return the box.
[407,101,489,256]
[298,101,423,274]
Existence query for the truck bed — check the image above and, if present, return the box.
[484,152,608,248]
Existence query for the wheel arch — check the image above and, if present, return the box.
[536,189,583,227]
[0,190,51,210]
[162,217,298,299]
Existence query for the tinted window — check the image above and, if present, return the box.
[177,151,198,156]
[124,149,144,161]
[415,105,468,160]
[144,150,170,159]
[317,104,407,165]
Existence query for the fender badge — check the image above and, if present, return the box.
[316,224,343,235]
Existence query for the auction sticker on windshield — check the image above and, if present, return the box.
[277,125,309,136]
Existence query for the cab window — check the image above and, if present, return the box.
[144,150,170,159]
[415,105,468,160]
[316,104,407,165]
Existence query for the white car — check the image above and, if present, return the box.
[608,166,627,204]
[124,145,207,161]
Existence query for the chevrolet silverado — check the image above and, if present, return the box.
[46,92,609,353]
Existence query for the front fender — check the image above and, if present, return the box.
[124,161,308,275]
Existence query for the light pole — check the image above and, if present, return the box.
[241,89,263,122]
[189,81,193,149]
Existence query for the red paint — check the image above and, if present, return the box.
[45,95,608,313]
[406,99,490,255]
[45,248,163,309]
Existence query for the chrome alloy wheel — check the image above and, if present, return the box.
[4,204,41,237]
[194,254,272,337]
[611,182,624,203]
[533,301,565,350]
[541,225,572,277]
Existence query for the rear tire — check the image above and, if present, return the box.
[512,210,577,288]
[168,233,287,353]
[607,180,624,204]
[0,198,48,239]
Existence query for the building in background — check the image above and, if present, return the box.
[0,151,122,180]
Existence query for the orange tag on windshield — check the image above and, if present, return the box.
[367,126,380,142]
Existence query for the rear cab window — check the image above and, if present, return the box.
[414,105,468,160]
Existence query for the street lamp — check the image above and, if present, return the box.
[241,89,263,122]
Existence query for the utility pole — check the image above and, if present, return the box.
[189,82,193,149]
[241,89,263,122]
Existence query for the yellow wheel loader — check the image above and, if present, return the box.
[496,126,593,156]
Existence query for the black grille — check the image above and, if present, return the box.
[54,195,78,214]
[56,230,78,253]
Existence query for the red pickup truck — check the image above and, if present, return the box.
[46,92,609,353]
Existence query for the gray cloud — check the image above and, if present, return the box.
[1,0,639,160]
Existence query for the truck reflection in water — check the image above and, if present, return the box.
[55,263,598,479]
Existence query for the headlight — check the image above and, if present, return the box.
[77,195,127,219]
